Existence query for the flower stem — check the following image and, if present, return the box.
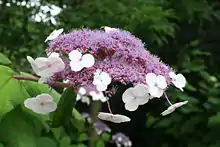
[163,92,173,106]
[106,100,113,114]
[11,75,71,87]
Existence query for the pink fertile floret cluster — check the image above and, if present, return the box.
[46,28,173,91]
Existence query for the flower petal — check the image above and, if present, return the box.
[156,75,167,89]
[172,101,188,108]
[48,52,59,57]
[136,94,150,105]
[169,72,177,79]
[133,84,149,97]
[24,98,39,111]
[81,54,95,68]
[149,86,163,98]
[122,88,135,103]
[70,61,83,72]
[98,112,130,123]
[45,28,63,42]
[100,96,107,103]
[112,114,131,123]
[104,26,118,33]
[78,87,86,95]
[161,106,175,116]
[27,58,40,75]
[81,96,90,105]
[69,50,82,61]
[76,94,81,101]
[124,100,139,111]
[93,78,102,86]
[100,72,112,85]
[96,84,108,91]
[145,73,157,87]
[39,102,57,114]
[172,74,186,91]
[36,94,53,102]
[89,91,104,101]
[98,112,114,121]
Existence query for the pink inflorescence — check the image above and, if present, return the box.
[46,28,174,92]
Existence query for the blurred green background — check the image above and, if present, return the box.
[1,0,220,146]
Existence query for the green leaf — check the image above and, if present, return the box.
[70,109,85,133]
[36,137,57,147]
[101,133,110,141]
[51,87,76,127]
[59,137,71,147]
[0,143,4,147]
[95,140,105,147]
[0,107,42,147]
[0,65,30,120]
[77,133,88,142]
[0,53,11,65]
[76,144,87,147]
[51,128,62,141]
[208,112,220,127]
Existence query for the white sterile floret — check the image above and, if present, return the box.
[89,91,107,102]
[27,53,65,83]
[122,84,152,111]
[24,94,57,114]
[68,50,95,72]
[93,69,112,91]
[169,72,186,91]
[76,87,90,105]
[45,28,64,42]
[47,52,60,57]
[104,26,119,33]
[161,101,188,116]
[145,73,167,98]
[98,112,131,123]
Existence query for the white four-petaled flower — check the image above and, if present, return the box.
[93,69,112,91]
[98,112,131,123]
[69,50,95,72]
[27,52,65,83]
[145,73,167,98]
[161,101,188,116]
[45,28,64,42]
[169,72,186,91]
[76,87,90,105]
[104,26,119,33]
[24,94,57,114]
[89,91,107,102]
[122,84,152,111]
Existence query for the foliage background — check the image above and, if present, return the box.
[1,0,220,146]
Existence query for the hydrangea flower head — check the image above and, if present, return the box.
[46,28,173,94]
[112,133,132,147]
[94,121,111,135]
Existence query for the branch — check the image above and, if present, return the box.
[12,75,72,88]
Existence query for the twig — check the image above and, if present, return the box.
[163,92,173,106]
[12,75,72,88]
[106,100,113,114]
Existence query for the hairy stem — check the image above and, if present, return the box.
[89,101,101,146]
[163,92,173,106]
[12,75,72,88]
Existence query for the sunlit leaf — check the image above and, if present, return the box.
[0,53,11,65]
[0,107,42,147]
[0,65,30,120]
[36,137,57,147]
